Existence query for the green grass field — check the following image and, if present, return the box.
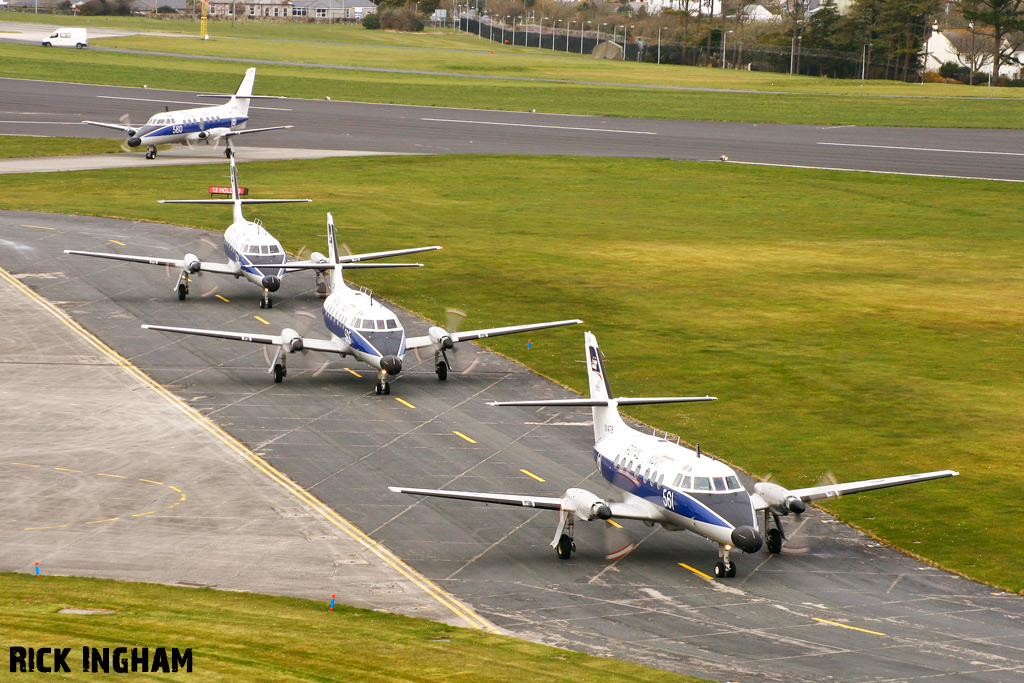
[1,154,1020,594]
[0,573,705,682]
[3,18,1024,127]
[0,136,125,158]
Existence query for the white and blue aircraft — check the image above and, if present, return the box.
[142,213,582,394]
[84,67,291,159]
[65,157,438,308]
[390,332,959,578]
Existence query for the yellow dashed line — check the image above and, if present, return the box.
[344,367,362,378]
[138,479,164,485]
[813,618,886,636]
[109,240,126,246]
[254,315,270,325]
[86,518,120,525]
[453,431,477,444]
[96,473,127,479]
[394,397,416,409]
[678,562,714,581]
[215,295,230,303]
[168,486,182,493]
[606,519,623,529]
[24,525,68,531]
[21,224,54,230]
[519,468,545,482]
[12,462,40,467]
[167,502,181,509]
[0,265,495,633]
[53,467,82,473]
[132,511,157,518]
[179,494,187,501]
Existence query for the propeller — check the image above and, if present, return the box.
[603,521,636,562]
[440,307,480,374]
[161,239,221,298]
[260,309,328,379]
[119,114,138,153]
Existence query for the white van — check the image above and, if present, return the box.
[42,27,87,49]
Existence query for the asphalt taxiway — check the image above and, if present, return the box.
[4,77,1024,181]
[2,210,1021,683]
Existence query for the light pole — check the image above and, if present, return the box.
[628,25,634,60]
[613,24,619,46]
[568,21,576,52]
[657,26,662,65]
[539,17,548,49]
[721,29,731,68]
[582,21,590,54]
[554,19,562,50]
[502,16,508,44]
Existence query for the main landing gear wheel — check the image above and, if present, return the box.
[556,534,575,560]
[225,147,233,159]
[767,528,783,554]
[714,562,736,578]
[145,147,157,160]
[375,380,390,395]
[273,363,285,383]
[176,283,188,300]
[260,292,273,309]
[436,360,448,381]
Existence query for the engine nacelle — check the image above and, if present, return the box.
[281,328,304,353]
[183,253,201,273]
[753,482,806,515]
[310,251,328,265]
[564,488,612,521]
[428,326,454,350]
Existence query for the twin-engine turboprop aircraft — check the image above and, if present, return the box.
[142,213,582,394]
[84,68,291,159]
[65,157,437,309]
[391,332,959,578]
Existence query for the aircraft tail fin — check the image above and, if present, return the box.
[327,212,343,291]
[228,68,257,118]
[229,155,244,224]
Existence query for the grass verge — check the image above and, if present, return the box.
[0,154,1020,593]
[0,136,125,158]
[0,573,706,681]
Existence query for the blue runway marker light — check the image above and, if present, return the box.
[329,594,335,611]
[35,562,40,576]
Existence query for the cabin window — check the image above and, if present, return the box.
[269,245,280,253]
[682,476,691,489]
[386,319,399,329]
[694,477,711,491]
[726,476,741,490]
[712,477,726,491]
[672,473,683,487]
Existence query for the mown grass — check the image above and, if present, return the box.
[0,573,705,681]
[3,24,1024,127]
[1,154,1020,593]
[0,136,125,158]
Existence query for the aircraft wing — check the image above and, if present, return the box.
[388,486,565,510]
[63,249,238,275]
[338,246,442,263]
[223,125,295,138]
[83,120,135,134]
[406,318,583,350]
[783,470,959,505]
[141,324,349,355]
[280,262,424,271]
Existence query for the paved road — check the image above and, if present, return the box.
[3,77,1024,180]
[2,210,1020,683]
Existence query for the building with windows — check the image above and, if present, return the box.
[208,0,377,21]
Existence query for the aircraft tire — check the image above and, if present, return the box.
[714,562,727,578]
[437,361,448,381]
[726,562,736,578]
[767,528,783,554]
[176,284,187,300]
[384,383,391,395]
[556,534,573,560]
[273,364,284,383]
[375,382,382,395]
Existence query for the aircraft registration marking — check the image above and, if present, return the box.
[519,468,545,482]
[394,397,416,409]
[453,431,477,444]
[812,618,886,636]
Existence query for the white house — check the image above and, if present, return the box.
[923,28,1022,79]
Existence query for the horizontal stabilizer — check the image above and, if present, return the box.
[489,396,717,407]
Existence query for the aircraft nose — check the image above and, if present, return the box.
[127,137,141,148]
[380,355,402,376]
[731,526,763,554]
[261,275,281,292]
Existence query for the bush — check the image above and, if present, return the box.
[938,60,969,83]
[362,12,380,29]
[378,8,424,32]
